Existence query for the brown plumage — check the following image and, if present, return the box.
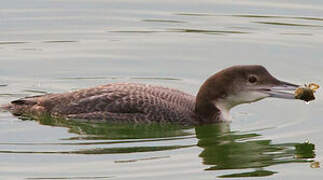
[5,83,197,125]
[2,65,300,125]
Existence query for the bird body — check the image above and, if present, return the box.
[6,83,198,125]
[2,65,300,125]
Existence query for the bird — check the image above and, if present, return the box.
[2,65,300,125]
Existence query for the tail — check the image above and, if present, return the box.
[0,103,13,111]
[1,98,38,115]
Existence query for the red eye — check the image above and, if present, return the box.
[248,76,257,83]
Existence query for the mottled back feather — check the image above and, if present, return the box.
[8,83,197,125]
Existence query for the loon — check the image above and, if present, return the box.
[3,65,299,125]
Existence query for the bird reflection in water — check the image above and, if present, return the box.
[195,123,315,178]
[20,115,315,177]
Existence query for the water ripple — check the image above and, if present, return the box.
[170,29,249,35]
[43,40,78,43]
[0,145,193,154]
[108,30,158,33]
[114,155,170,163]
[0,135,195,146]
[26,176,113,179]
[281,32,313,36]
[175,13,212,16]
[254,21,323,27]
[142,19,186,23]
[0,41,29,45]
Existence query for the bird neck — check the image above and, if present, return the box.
[194,72,233,124]
[195,100,221,124]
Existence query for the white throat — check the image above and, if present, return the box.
[212,100,232,121]
[212,91,268,121]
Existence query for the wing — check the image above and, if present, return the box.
[9,83,196,124]
[64,92,195,124]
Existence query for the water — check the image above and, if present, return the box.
[1,0,323,179]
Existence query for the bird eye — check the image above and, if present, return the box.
[248,75,257,83]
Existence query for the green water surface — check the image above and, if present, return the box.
[0,0,323,179]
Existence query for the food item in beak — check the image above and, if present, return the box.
[295,83,319,102]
